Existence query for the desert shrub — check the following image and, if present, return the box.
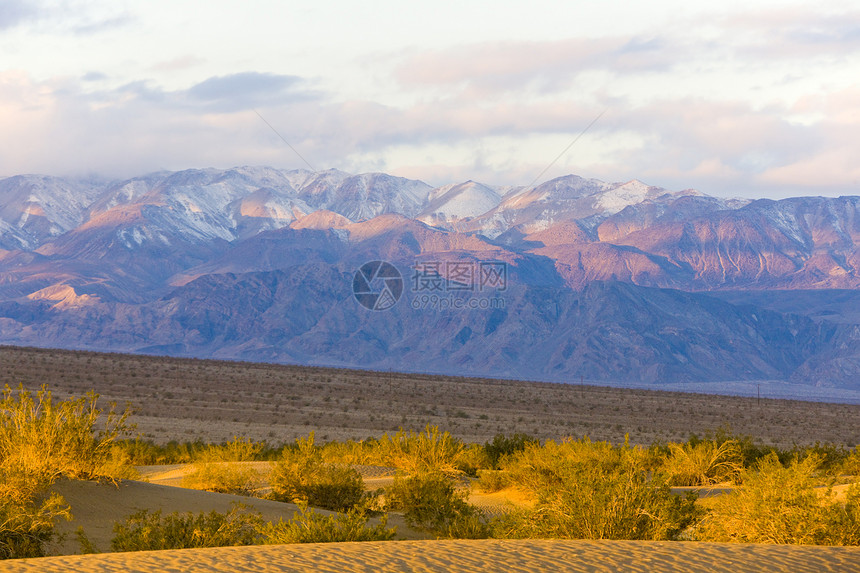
[319,427,477,476]
[457,443,491,477]
[116,438,282,467]
[492,437,699,541]
[791,442,852,476]
[0,384,132,484]
[75,526,99,554]
[262,504,395,544]
[826,484,860,545]
[270,433,364,511]
[110,504,264,551]
[694,453,842,544]
[475,469,511,493]
[182,437,264,496]
[0,492,70,559]
[483,433,538,470]
[839,447,860,476]
[320,438,385,467]
[386,471,489,538]
[662,439,744,486]
[381,425,468,477]
[115,438,207,465]
[0,385,132,558]
[702,427,777,469]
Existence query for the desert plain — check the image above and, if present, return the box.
[2,345,860,572]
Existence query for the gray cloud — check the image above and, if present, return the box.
[186,72,315,112]
[81,71,108,82]
[0,0,38,30]
[70,13,134,36]
[0,0,133,34]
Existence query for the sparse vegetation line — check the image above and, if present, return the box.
[2,345,858,448]
[1,369,860,557]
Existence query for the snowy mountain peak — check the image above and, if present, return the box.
[0,166,747,250]
[418,180,502,227]
[0,175,103,249]
[596,180,658,213]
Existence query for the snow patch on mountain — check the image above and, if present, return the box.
[294,172,433,221]
[596,180,655,212]
[418,181,502,226]
[0,175,103,248]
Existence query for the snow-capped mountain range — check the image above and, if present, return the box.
[1,166,859,390]
[0,167,710,249]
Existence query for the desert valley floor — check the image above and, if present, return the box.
[1,345,858,448]
[2,345,860,572]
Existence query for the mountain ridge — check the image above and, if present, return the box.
[1,166,859,390]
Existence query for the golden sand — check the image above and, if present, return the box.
[2,464,856,571]
[4,539,860,573]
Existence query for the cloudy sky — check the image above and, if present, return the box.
[1,0,859,197]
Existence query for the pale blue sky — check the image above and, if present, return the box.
[1,0,859,197]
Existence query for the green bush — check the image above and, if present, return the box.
[483,433,538,470]
[181,437,264,496]
[110,504,264,551]
[386,471,489,538]
[270,433,365,511]
[0,492,70,559]
[262,504,395,544]
[693,453,857,544]
[492,437,699,540]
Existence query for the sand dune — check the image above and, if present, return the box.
[25,476,859,573]
[5,463,856,571]
[139,461,526,518]
[6,539,860,573]
[46,478,306,555]
[43,465,429,557]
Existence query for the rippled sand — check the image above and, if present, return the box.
[4,465,857,572]
[5,539,860,573]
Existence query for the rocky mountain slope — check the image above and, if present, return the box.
[0,167,858,388]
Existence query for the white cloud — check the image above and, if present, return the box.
[1,1,859,199]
